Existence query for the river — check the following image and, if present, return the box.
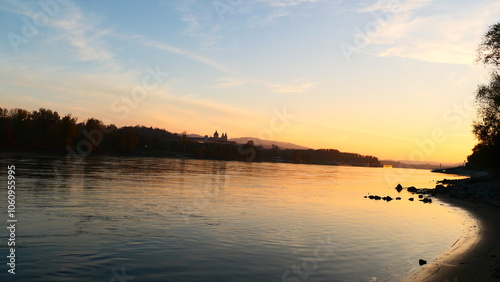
[0,152,470,281]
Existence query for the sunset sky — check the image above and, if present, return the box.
[2,0,500,163]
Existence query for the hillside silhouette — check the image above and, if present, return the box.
[230,137,309,150]
[0,107,381,167]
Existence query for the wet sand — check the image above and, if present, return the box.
[403,195,500,282]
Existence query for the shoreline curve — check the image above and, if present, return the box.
[403,195,500,282]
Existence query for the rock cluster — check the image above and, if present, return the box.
[436,178,500,199]
[365,183,436,204]
[365,195,395,202]
[365,178,500,205]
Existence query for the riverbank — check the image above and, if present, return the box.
[431,165,490,177]
[403,179,500,282]
[0,147,383,168]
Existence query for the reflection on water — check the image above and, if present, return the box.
[0,153,469,281]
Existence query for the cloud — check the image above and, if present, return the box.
[172,0,222,47]
[175,94,260,118]
[139,38,234,74]
[250,9,290,26]
[211,77,317,93]
[257,0,321,8]
[0,0,33,16]
[356,1,500,64]
[249,0,338,26]
[49,1,113,62]
[0,51,258,132]
[1,0,120,67]
[257,0,322,7]
[359,0,432,13]
[212,78,248,88]
[0,1,262,134]
[174,0,340,40]
[268,80,317,93]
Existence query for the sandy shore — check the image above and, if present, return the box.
[403,191,500,281]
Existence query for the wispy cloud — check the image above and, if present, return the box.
[0,0,33,16]
[139,38,234,74]
[357,0,500,64]
[212,78,248,88]
[249,0,337,27]
[50,1,113,62]
[172,0,223,49]
[212,77,317,94]
[257,0,321,8]
[248,8,294,27]
[359,0,432,13]
[268,80,317,93]
[176,94,260,118]
[174,0,340,41]
[0,0,115,62]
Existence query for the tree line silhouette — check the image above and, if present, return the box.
[0,107,381,167]
[468,21,500,174]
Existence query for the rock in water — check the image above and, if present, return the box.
[435,184,445,190]
[395,184,403,192]
[407,186,418,193]
[419,259,427,266]
[421,198,432,203]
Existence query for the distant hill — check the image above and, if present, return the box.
[187,133,309,150]
[380,160,462,169]
[229,137,310,150]
[187,134,204,138]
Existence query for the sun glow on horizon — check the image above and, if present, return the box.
[1,0,497,164]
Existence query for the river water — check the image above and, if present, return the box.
[0,153,471,281]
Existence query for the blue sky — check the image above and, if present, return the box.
[2,0,500,162]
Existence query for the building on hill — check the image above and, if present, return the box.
[190,130,232,144]
[212,130,228,141]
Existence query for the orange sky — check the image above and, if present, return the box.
[1,0,497,163]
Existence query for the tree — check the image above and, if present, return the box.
[472,74,500,146]
[9,108,31,147]
[31,108,61,148]
[477,22,500,66]
[468,21,500,171]
[0,107,15,147]
[60,114,79,147]
[181,130,188,151]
